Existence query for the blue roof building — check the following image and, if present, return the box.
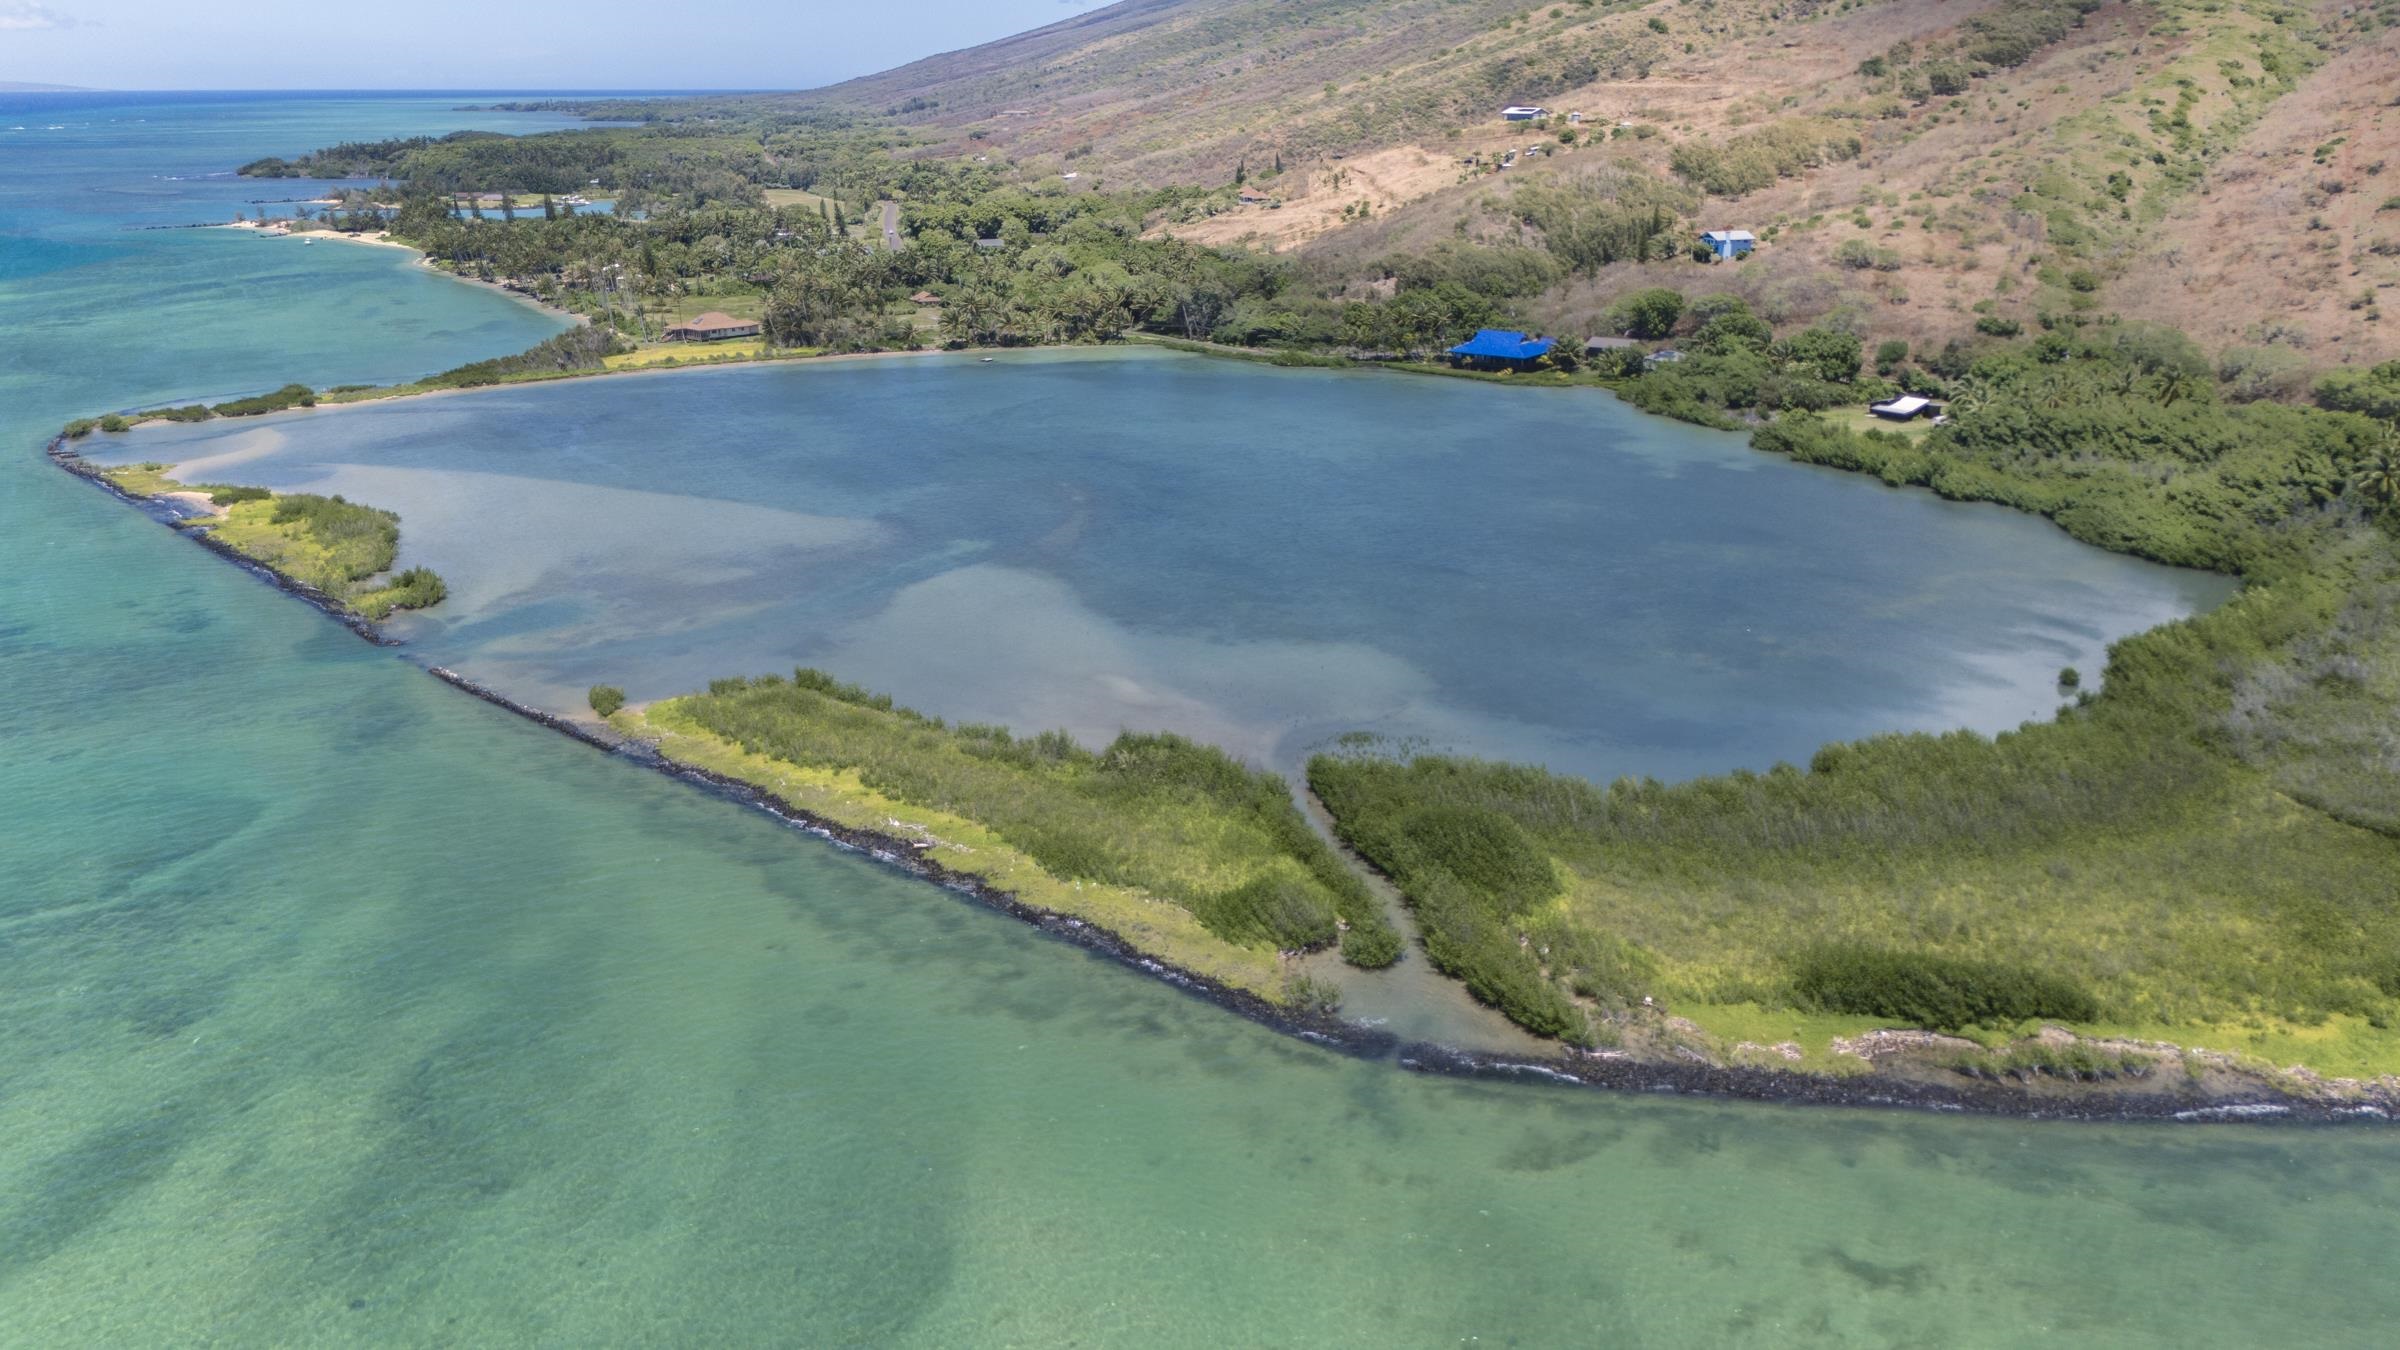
[1700,229,1757,260]
[1447,329,1556,368]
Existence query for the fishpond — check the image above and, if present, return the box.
[5,91,2396,1348]
[95,349,2231,785]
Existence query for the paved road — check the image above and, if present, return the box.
[877,200,902,251]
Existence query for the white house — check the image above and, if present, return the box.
[1870,395,1943,421]
[1500,105,1549,122]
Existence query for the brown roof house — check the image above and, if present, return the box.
[664,311,761,342]
[910,290,942,305]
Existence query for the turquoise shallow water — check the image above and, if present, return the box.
[5,94,2399,1347]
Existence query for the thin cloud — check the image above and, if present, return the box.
[0,3,82,31]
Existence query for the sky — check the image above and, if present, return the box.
[0,0,1109,91]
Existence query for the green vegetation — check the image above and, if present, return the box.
[1598,292,1877,427]
[236,120,813,206]
[1789,948,2099,1030]
[1299,777,1593,1041]
[351,173,1290,354]
[354,566,447,620]
[665,670,1400,980]
[93,466,448,621]
[1308,330,2400,1070]
[588,685,627,718]
[210,384,316,417]
[1509,167,1691,272]
[248,493,398,585]
[1943,1041,2158,1084]
[1670,119,1863,197]
[114,7,2400,1080]
[413,326,627,388]
[1607,287,1684,341]
[2317,359,2400,422]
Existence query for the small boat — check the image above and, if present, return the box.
[978,356,994,363]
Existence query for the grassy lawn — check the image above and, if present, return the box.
[1824,407,1935,440]
[99,461,183,497]
[760,189,875,241]
[604,338,771,369]
[762,188,836,211]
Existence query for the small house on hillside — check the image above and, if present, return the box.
[1237,187,1272,205]
[1700,229,1757,261]
[1869,395,1944,422]
[1500,105,1549,122]
[1448,329,1556,371]
[910,291,941,306]
[1644,348,1686,366]
[1584,336,1643,355]
[664,311,761,342]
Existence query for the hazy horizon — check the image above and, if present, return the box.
[0,0,1110,92]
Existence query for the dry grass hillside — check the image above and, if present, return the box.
[2111,19,2400,373]
[820,0,1568,180]
[1296,0,2394,363]
[806,0,2400,365]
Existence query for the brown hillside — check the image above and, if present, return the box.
[2110,17,2400,370]
[813,0,2396,367]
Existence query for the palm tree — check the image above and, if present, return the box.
[2290,447,2343,507]
[2153,369,2201,407]
[2352,429,2400,511]
[1946,378,1989,420]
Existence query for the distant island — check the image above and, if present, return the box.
[0,81,92,92]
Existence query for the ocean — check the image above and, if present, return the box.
[1,92,2393,1346]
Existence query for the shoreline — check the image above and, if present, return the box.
[216,219,584,325]
[76,334,1091,427]
[43,430,2400,1125]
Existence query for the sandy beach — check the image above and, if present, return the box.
[215,219,578,322]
